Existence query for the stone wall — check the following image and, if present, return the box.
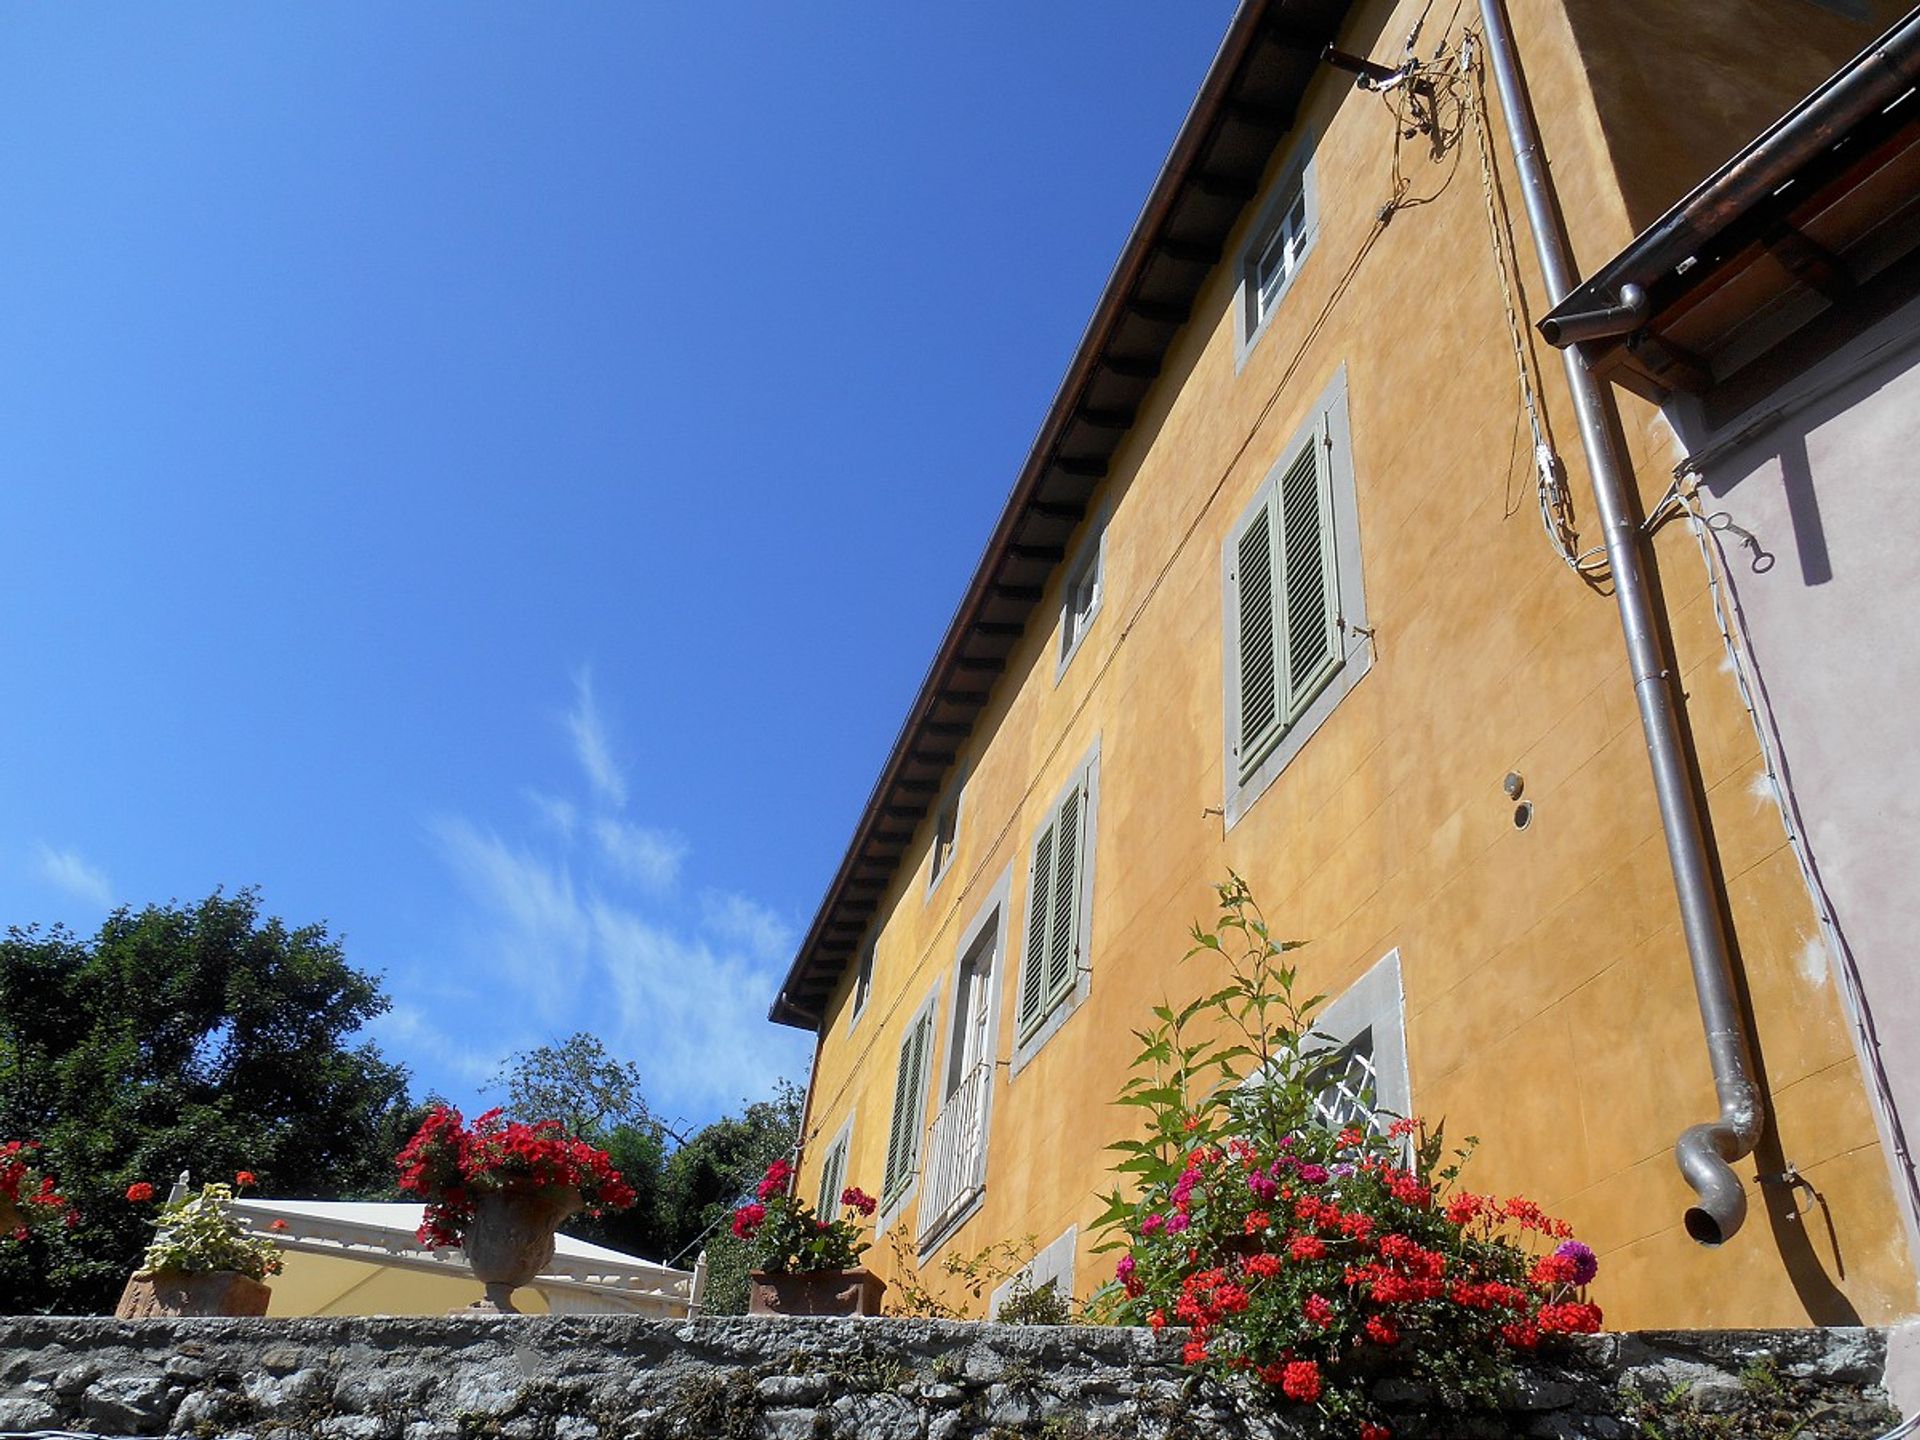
[0,1317,1901,1440]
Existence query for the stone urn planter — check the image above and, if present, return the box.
[114,1268,272,1318]
[0,1198,21,1238]
[748,1267,887,1317]
[459,1185,583,1313]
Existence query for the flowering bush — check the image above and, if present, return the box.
[133,1178,283,1282]
[1095,877,1601,1433]
[731,1158,876,1274]
[0,1140,77,1240]
[395,1105,637,1248]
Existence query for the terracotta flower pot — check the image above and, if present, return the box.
[747,1267,887,1317]
[459,1185,583,1314]
[114,1268,272,1318]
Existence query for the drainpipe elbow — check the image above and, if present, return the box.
[1538,283,1648,347]
[1675,1103,1762,1246]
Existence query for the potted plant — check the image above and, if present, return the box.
[735,1159,885,1316]
[0,1140,77,1242]
[115,1174,282,1318]
[395,1105,637,1313]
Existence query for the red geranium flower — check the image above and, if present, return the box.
[1280,1360,1322,1403]
[235,1170,257,1189]
[125,1182,155,1203]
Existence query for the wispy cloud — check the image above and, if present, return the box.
[702,890,796,965]
[402,670,809,1123]
[592,817,686,891]
[35,843,112,907]
[565,668,627,809]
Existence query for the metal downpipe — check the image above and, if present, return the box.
[1475,0,1764,1244]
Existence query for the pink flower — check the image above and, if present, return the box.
[840,1186,877,1217]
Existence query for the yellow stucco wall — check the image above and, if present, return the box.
[793,0,1917,1330]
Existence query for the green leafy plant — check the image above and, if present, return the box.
[730,1158,874,1274]
[137,1180,283,1282]
[995,1274,1071,1325]
[1093,875,1601,1436]
[883,1231,1046,1319]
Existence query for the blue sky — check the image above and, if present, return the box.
[1,3,1236,1132]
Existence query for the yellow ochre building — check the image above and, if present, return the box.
[769,0,1920,1330]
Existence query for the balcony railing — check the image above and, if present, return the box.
[917,1061,991,1245]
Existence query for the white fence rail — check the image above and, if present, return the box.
[916,1061,991,1244]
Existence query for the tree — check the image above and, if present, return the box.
[492,1032,666,1141]
[0,889,413,1314]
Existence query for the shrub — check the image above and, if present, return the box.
[1094,875,1600,1434]
[136,1179,282,1282]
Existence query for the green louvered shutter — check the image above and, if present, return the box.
[1233,498,1282,778]
[817,1135,848,1214]
[882,1010,932,1204]
[1276,436,1340,722]
[1043,780,1083,1010]
[1017,817,1056,1033]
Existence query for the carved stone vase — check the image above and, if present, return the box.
[114,1269,272,1318]
[459,1186,583,1314]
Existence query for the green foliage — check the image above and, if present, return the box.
[557,1076,803,1314]
[140,1181,283,1282]
[493,1031,663,1141]
[883,1231,1042,1320]
[995,1275,1070,1325]
[0,888,413,1313]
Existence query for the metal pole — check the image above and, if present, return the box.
[1476,0,1763,1244]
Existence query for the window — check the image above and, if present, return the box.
[848,938,876,1030]
[1306,950,1411,1138]
[1235,150,1318,364]
[816,1120,852,1214]
[927,778,962,896]
[1221,367,1369,827]
[1056,518,1106,679]
[881,996,938,1211]
[1011,745,1100,1069]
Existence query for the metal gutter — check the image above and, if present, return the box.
[770,0,1347,1028]
[1477,0,1763,1244]
[1542,7,1920,333]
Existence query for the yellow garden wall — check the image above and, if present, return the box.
[791,0,1917,1330]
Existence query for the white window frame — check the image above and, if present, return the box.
[815,1112,855,1216]
[878,982,941,1236]
[1221,365,1370,829]
[1055,512,1108,682]
[917,866,1012,1257]
[1234,143,1320,369]
[1305,949,1412,1137]
[1009,740,1101,1078]
[925,767,966,901]
[989,1224,1077,1320]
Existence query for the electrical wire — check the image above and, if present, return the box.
[1675,476,1920,1239]
[1458,31,1608,583]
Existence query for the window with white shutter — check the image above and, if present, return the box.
[816,1126,851,1215]
[1222,367,1369,827]
[1011,746,1100,1069]
[882,1002,936,1207]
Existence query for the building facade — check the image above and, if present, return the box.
[769,0,1920,1330]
